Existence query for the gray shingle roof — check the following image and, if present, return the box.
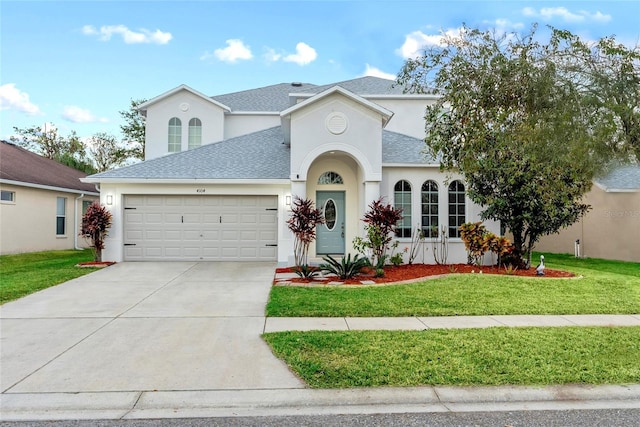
[211,82,317,112]
[210,77,403,112]
[89,127,290,180]
[382,130,437,164]
[88,127,435,181]
[595,165,640,191]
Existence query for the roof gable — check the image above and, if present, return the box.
[138,84,230,113]
[0,141,99,194]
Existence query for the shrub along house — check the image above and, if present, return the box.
[83,77,499,265]
[0,140,99,254]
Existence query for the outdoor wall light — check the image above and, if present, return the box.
[106,195,113,205]
[285,195,292,206]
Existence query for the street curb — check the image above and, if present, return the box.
[2,384,640,421]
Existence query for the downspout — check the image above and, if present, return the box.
[74,193,85,250]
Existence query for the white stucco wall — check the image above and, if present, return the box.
[144,91,226,160]
[372,96,437,140]
[224,113,281,139]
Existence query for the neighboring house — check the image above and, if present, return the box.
[0,140,100,255]
[536,165,640,263]
[83,77,498,265]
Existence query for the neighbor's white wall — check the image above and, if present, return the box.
[145,91,226,160]
[0,184,97,254]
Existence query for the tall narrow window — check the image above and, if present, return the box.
[188,118,202,149]
[394,180,412,238]
[421,180,439,238]
[56,197,66,235]
[448,180,465,238]
[168,117,182,152]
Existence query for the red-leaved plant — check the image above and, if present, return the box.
[80,201,113,262]
[286,196,324,267]
[354,198,404,268]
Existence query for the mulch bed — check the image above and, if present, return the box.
[76,261,116,268]
[276,263,574,285]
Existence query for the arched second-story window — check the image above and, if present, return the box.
[188,118,202,149]
[448,180,466,238]
[421,180,439,238]
[394,180,412,238]
[168,117,182,153]
[318,171,343,184]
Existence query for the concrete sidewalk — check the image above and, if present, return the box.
[264,314,640,332]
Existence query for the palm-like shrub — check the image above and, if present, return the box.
[353,198,404,268]
[320,254,368,280]
[286,196,324,267]
[81,201,113,261]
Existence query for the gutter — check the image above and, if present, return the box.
[74,193,84,250]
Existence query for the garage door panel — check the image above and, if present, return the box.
[123,195,277,261]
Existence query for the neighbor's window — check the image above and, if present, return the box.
[82,200,92,214]
[318,171,343,184]
[394,180,412,238]
[188,118,202,149]
[56,197,66,236]
[421,180,439,238]
[168,117,182,152]
[448,180,465,238]
[1,190,15,202]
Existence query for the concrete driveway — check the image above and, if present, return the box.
[0,262,303,394]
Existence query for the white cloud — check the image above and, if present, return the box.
[263,47,282,62]
[397,28,465,59]
[204,39,253,63]
[522,7,611,23]
[362,64,396,80]
[61,105,108,124]
[82,24,172,44]
[282,42,317,66]
[0,83,41,115]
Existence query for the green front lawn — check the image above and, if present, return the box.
[263,326,640,388]
[267,254,640,317]
[0,249,98,304]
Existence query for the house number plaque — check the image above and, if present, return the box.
[196,188,206,193]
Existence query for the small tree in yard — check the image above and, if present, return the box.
[353,198,404,269]
[81,202,113,262]
[287,196,324,268]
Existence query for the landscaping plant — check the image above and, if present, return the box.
[320,254,368,280]
[80,201,112,262]
[352,198,403,269]
[286,196,324,268]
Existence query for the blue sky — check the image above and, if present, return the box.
[1,0,639,141]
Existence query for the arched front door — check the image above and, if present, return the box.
[316,191,345,254]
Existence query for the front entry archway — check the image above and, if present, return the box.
[316,191,345,254]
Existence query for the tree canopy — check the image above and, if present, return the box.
[119,98,147,161]
[396,24,639,265]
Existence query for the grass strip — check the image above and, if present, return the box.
[263,326,640,388]
[267,254,640,317]
[0,249,98,304]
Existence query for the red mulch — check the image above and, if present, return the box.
[276,263,574,285]
[76,261,116,268]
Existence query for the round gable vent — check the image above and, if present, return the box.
[326,112,348,135]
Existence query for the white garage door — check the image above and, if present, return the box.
[123,195,277,261]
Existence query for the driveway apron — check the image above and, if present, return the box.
[0,262,303,393]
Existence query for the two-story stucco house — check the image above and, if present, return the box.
[84,77,499,265]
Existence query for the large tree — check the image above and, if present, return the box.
[396,24,626,266]
[10,124,95,174]
[88,132,130,172]
[119,98,147,160]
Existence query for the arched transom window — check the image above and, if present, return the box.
[394,180,412,238]
[318,171,343,184]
